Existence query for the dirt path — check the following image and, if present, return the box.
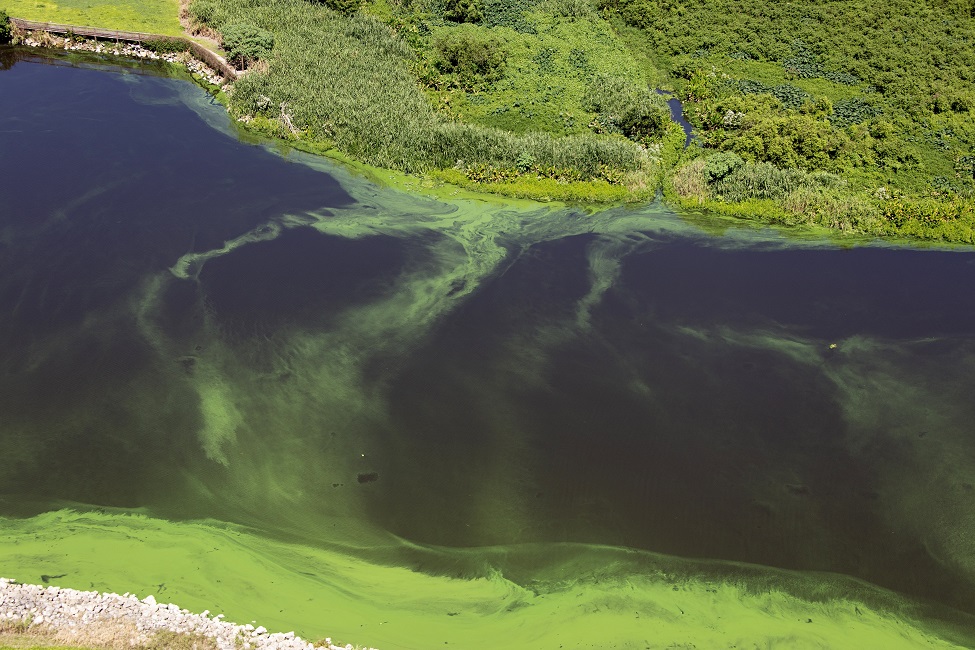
[178,0,221,52]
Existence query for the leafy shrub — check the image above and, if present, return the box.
[445,0,484,23]
[696,94,852,171]
[584,74,669,141]
[596,0,659,29]
[221,23,275,67]
[516,151,536,171]
[823,70,860,85]
[725,79,810,110]
[432,25,506,89]
[702,151,743,182]
[782,41,820,79]
[956,155,975,181]
[769,84,811,110]
[0,10,11,44]
[142,38,191,54]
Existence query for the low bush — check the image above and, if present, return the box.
[830,97,881,126]
[0,10,11,44]
[432,25,506,89]
[583,74,669,142]
[445,0,484,23]
[142,38,190,54]
[221,23,274,68]
[481,0,536,32]
[595,0,659,30]
[702,151,743,182]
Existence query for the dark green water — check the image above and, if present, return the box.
[2,49,975,648]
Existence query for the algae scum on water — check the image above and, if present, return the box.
[2,51,975,649]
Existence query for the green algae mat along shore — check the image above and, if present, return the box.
[1,510,970,650]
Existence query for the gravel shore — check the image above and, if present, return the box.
[0,578,377,650]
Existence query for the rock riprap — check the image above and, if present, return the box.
[16,33,228,86]
[0,578,376,650]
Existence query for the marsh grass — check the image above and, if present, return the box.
[432,167,641,202]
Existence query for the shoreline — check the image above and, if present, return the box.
[0,578,375,650]
[7,37,967,252]
[4,11,975,245]
[8,23,229,87]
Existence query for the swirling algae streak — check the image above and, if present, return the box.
[1,76,974,647]
[7,173,971,649]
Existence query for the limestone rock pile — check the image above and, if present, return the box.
[1,578,376,650]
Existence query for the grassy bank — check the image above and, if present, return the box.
[2,0,181,35]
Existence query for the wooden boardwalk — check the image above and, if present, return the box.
[9,17,237,80]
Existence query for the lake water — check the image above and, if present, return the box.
[2,48,975,648]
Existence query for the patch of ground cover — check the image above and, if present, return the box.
[0,625,216,650]
[1,634,93,650]
[2,0,182,36]
[417,10,646,136]
[600,0,975,241]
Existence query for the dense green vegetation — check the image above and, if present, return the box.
[220,22,274,66]
[597,0,975,241]
[0,11,10,44]
[187,0,672,201]
[6,0,975,236]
